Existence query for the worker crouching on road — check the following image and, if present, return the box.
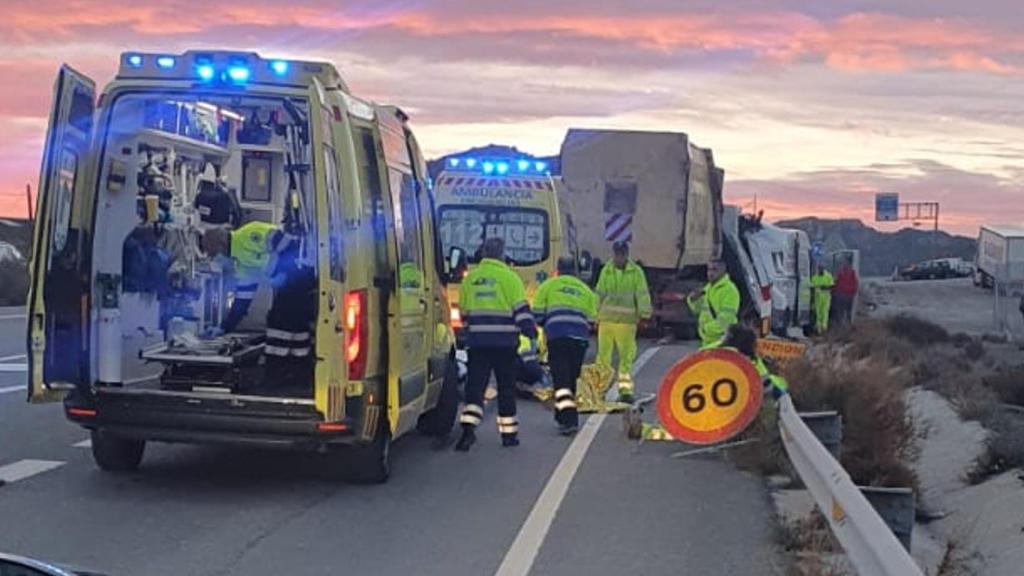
[810,264,834,335]
[722,325,788,400]
[687,258,741,349]
[596,241,652,404]
[534,256,598,436]
[457,237,538,451]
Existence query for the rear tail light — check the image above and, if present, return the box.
[317,422,349,433]
[67,407,97,418]
[344,290,368,380]
[760,285,772,302]
[450,305,464,329]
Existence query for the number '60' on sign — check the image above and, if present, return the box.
[656,349,763,445]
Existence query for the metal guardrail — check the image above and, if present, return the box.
[777,395,924,576]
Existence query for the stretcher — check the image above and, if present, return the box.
[141,333,265,392]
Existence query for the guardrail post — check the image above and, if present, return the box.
[799,411,842,459]
[859,487,915,551]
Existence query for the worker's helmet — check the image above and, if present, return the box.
[612,241,630,254]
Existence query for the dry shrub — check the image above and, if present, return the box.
[982,366,1024,407]
[0,260,28,306]
[968,412,1024,483]
[882,314,950,346]
[784,355,917,489]
[950,332,973,349]
[963,340,985,362]
[731,405,787,476]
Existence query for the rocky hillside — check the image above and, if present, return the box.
[777,217,976,277]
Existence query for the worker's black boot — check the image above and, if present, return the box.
[454,426,477,452]
[501,433,520,447]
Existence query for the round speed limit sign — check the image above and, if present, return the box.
[656,349,763,445]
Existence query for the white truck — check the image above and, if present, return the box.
[557,129,725,337]
[975,225,1024,288]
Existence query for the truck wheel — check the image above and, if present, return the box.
[91,429,145,472]
[334,420,391,484]
[417,356,459,438]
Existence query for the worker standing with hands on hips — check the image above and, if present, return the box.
[687,258,740,349]
[456,237,538,451]
[533,256,598,435]
[810,263,835,335]
[596,241,652,404]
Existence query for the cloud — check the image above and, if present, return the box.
[729,159,1024,234]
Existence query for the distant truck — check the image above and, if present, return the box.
[558,129,723,337]
[975,225,1024,288]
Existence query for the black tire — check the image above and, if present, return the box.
[91,429,145,472]
[334,418,391,484]
[417,356,459,438]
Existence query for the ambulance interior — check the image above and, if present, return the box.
[91,93,318,397]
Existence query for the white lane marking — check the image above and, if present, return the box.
[0,315,26,321]
[0,353,26,362]
[0,364,26,372]
[73,439,92,449]
[494,346,662,576]
[0,385,23,395]
[0,459,65,484]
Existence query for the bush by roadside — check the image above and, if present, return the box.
[0,259,28,306]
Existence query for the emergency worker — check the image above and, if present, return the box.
[596,241,652,403]
[533,256,598,435]
[262,232,317,390]
[687,258,740,349]
[199,221,279,334]
[456,238,537,451]
[810,264,835,334]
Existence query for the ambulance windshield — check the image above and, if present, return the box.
[438,206,548,266]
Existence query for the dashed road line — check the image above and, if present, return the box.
[0,363,27,373]
[0,315,26,321]
[73,439,92,449]
[0,385,23,395]
[494,345,662,576]
[0,459,65,485]
[0,353,26,362]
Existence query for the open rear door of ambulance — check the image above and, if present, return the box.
[27,66,96,402]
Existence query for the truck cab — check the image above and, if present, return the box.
[27,51,458,482]
[432,156,564,339]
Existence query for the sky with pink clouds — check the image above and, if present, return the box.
[1,0,1022,233]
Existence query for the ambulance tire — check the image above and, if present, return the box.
[335,419,391,484]
[416,356,459,438]
[91,429,145,472]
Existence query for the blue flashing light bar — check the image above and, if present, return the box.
[126,54,144,68]
[227,66,251,83]
[445,156,550,175]
[196,64,216,81]
[156,56,176,69]
[270,60,289,76]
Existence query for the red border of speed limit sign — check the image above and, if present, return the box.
[656,348,763,444]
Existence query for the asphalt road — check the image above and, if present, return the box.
[0,311,789,576]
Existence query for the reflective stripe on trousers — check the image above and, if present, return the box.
[265,329,312,357]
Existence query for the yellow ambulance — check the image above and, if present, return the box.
[433,157,565,337]
[27,51,458,483]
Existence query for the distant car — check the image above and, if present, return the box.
[897,260,962,281]
[0,552,106,576]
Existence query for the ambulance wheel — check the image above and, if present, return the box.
[417,356,460,438]
[91,429,145,472]
[336,420,391,484]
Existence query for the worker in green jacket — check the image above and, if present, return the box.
[534,256,598,435]
[200,220,282,333]
[810,265,834,334]
[456,237,537,451]
[687,258,741,349]
[596,241,652,404]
